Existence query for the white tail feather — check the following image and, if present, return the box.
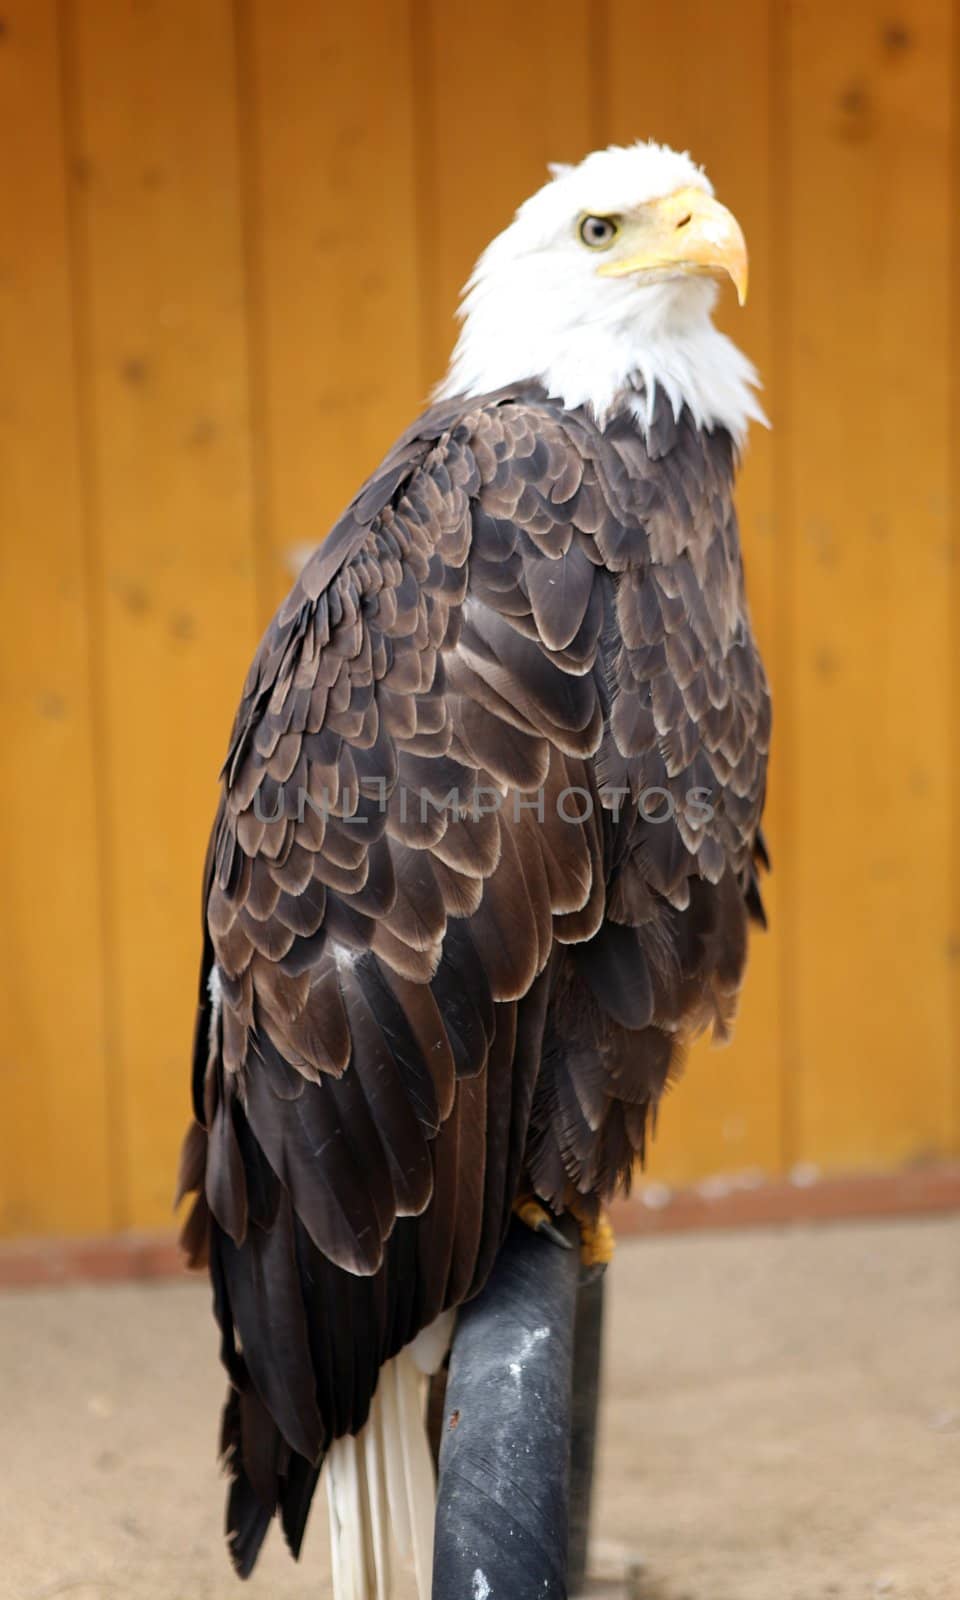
[393,1359,435,1599]
[325,1326,451,1600]
[362,1412,391,1597]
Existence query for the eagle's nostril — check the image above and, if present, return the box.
[675,213,692,230]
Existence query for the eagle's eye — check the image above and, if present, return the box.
[578,214,620,250]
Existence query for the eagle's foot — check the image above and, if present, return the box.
[513,1191,614,1267]
[513,1193,574,1251]
[565,1193,616,1268]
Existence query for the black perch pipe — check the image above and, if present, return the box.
[432,1215,581,1599]
[567,1268,605,1595]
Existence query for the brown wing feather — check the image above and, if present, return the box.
[180,383,770,1572]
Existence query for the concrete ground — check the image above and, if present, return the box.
[2,1216,958,1600]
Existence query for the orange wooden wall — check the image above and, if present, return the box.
[1,0,957,1238]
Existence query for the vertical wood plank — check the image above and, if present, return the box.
[954,0,960,1153]
[417,0,596,388]
[786,0,955,1167]
[605,0,784,1184]
[240,0,424,613]
[63,0,260,1227]
[0,0,112,1235]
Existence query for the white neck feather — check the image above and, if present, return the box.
[437,258,767,445]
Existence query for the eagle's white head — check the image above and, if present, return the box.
[439,141,765,444]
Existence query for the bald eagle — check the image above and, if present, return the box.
[178,141,770,1596]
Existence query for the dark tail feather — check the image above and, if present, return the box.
[221,1374,325,1575]
[280,1455,323,1560]
[221,1386,274,1579]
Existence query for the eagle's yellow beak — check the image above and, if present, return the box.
[597,186,748,307]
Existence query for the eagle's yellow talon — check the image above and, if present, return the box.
[515,1196,553,1233]
[576,1207,616,1268]
[513,1192,615,1265]
[513,1194,573,1250]
[563,1192,616,1267]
